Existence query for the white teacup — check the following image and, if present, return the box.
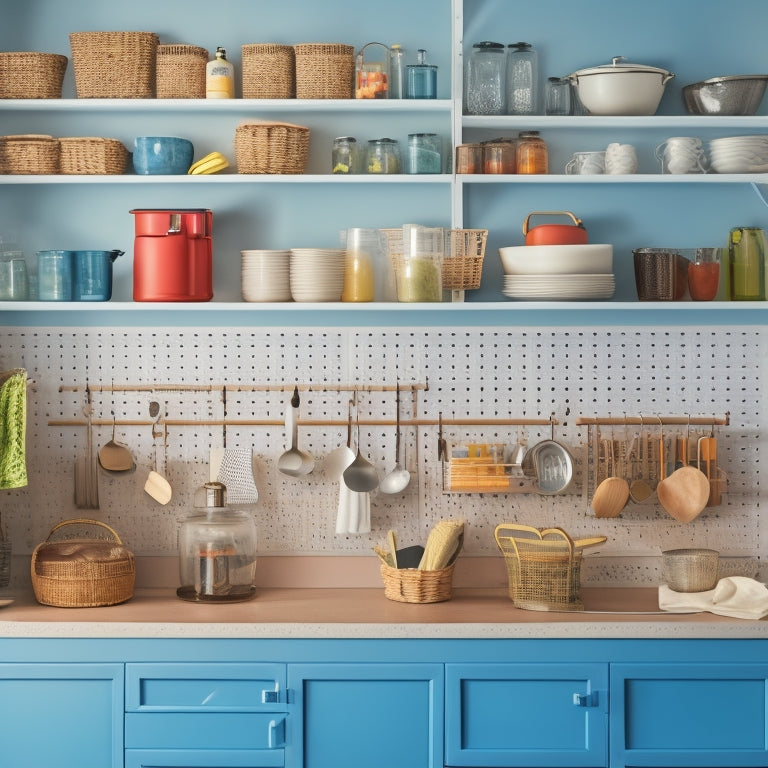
[605,143,638,174]
[565,150,606,175]
[655,137,708,174]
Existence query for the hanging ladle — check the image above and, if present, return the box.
[277,386,315,477]
[144,401,172,505]
[343,397,379,492]
[98,418,136,474]
[380,383,411,494]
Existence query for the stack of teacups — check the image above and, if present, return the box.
[241,249,291,302]
[289,248,346,302]
[655,137,708,174]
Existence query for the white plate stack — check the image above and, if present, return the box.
[709,135,768,173]
[241,249,291,302]
[502,274,615,300]
[289,248,346,302]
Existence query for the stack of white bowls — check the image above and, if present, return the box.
[241,250,291,302]
[289,248,346,302]
[498,244,615,300]
[709,135,768,173]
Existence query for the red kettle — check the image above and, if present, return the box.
[131,209,213,302]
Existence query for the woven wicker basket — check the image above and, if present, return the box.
[0,134,60,174]
[59,137,128,174]
[69,31,159,98]
[31,519,135,607]
[494,524,606,612]
[294,43,354,99]
[242,44,295,99]
[382,228,488,290]
[156,44,208,98]
[235,121,310,174]
[0,52,68,98]
[380,562,455,603]
[0,541,10,589]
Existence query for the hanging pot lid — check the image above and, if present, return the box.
[570,56,673,78]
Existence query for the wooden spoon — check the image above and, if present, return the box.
[629,429,653,503]
[592,438,629,518]
[656,431,710,523]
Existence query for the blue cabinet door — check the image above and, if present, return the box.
[0,662,123,768]
[445,662,608,767]
[611,662,768,768]
[285,662,444,768]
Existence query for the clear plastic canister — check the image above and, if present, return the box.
[36,250,74,301]
[341,227,378,302]
[464,41,505,115]
[395,224,443,302]
[406,133,442,174]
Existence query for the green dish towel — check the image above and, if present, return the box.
[0,368,27,489]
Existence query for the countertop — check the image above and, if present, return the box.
[1,587,766,639]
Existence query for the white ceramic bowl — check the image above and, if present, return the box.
[498,244,613,275]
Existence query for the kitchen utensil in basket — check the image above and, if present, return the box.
[380,561,455,603]
[662,548,719,592]
[31,518,135,607]
[0,52,68,98]
[494,523,606,611]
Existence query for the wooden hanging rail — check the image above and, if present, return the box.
[576,413,730,427]
[59,381,429,394]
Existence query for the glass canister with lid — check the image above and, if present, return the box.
[406,133,442,174]
[177,482,258,602]
[366,138,401,174]
[506,42,539,114]
[516,130,548,174]
[332,136,359,174]
[464,41,505,115]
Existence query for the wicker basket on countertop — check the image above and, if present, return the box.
[69,31,159,98]
[31,518,135,607]
[380,562,455,603]
[157,44,208,98]
[59,137,128,174]
[242,43,295,99]
[235,121,310,174]
[0,52,68,98]
[294,43,354,99]
[0,134,60,174]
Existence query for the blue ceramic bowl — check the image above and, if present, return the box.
[132,136,194,175]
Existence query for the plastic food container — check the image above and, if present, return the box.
[73,249,123,301]
[633,248,690,301]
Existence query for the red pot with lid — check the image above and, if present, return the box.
[131,209,213,302]
[522,211,588,245]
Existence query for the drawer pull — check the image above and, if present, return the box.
[268,716,286,748]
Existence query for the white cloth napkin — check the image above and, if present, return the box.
[659,576,768,620]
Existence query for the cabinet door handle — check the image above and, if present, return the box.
[268,716,286,748]
[261,681,280,703]
[573,691,599,707]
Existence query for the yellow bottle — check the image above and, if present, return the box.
[206,47,234,99]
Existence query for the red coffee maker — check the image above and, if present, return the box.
[131,209,213,301]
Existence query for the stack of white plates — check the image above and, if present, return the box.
[502,274,615,300]
[289,248,346,302]
[241,250,291,302]
[709,135,768,173]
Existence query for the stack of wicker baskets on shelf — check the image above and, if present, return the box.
[0,52,68,98]
[69,31,160,98]
[156,44,208,98]
[235,121,310,174]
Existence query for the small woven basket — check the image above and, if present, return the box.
[0,134,60,174]
[662,548,719,592]
[156,44,208,98]
[31,519,135,608]
[242,44,296,99]
[294,43,354,99]
[234,121,310,174]
[381,228,488,290]
[495,524,606,612]
[380,562,455,603]
[69,31,159,98]
[0,52,68,98]
[0,541,11,589]
[59,137,128,174]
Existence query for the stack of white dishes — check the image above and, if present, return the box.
[241,249,291,302]
[709,135,768,173]
[289,248,346,302]
[498,244,615,300]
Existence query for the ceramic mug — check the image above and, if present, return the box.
[655,137,708,174]
[565,150,606,175]
[605,143,638,174]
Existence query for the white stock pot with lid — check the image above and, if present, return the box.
[568,56,674,116]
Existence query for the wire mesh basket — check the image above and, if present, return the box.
[494,523,606,611]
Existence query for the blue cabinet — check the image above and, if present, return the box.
[0,662,123,768]
[285,662,444,768]
[445,662,608,767]
[610,662,768,768]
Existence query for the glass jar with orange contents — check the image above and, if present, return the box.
[516,130,548,174]
[483,139,516,173]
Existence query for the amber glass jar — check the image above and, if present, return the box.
[516,130,548,174]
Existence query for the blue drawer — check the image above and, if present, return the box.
[125,747,284,767]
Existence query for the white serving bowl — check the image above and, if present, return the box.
[498,244,613,275]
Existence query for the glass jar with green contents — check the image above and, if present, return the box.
[366,138,401,174]
[395,224,443,302]
[332,136,358,174]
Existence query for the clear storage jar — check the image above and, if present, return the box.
[506,42,539,115]
[366,138,401,174]
[406,133,442,174]
[516,130,548,174]
[332,136,358,174]
[464,41,505,115]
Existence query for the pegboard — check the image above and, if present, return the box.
[0,325,763,585]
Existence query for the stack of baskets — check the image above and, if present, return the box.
[31,519,135,608]
[0,52,68,98]
[235,121,310,174]
[494,523,606,612]
[381,228,488,291]
[156,44,208,98]
[69,31,159,98]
